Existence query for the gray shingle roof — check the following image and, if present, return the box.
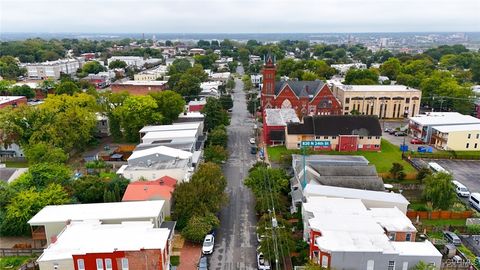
[274,80,325,100]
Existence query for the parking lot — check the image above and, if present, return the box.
[427,159,480,193]
[382,121,438,153]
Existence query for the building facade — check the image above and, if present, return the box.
[285,115,382,151]
[111,80,167,95]
[330,83,422,118]
[261,56,342,118]
[0,96,27,109]
[24,58,84,80]
[432,124,480,151]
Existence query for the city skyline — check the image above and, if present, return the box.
[1,0,479,33]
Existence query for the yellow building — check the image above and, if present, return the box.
[432,124,480,151]
[330,83,422,118]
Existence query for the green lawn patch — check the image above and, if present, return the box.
[458,245,476,262]
[421,219,466,227]
[4,160,29,168]
[267,139,416,173]
[0,256,34,269]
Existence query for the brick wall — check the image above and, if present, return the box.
[0,96,28,109]
[111,84,166,95]
[124,249,164,270]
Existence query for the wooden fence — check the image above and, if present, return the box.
[0,248,43,257]
[407,210,473,220]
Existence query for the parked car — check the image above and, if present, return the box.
[384,128,393,133]
[452,180,470,197]
[250,146,257,154]
[197,256,208,270]
[202,234,215,255]
[227,108,233,113]
[394,131,407,136]
[249,137,256,144]
[388,129,398,135]
[410,138,424,144]
[257,251,271,270]
[256,233,265,243]
[443,231,461,246]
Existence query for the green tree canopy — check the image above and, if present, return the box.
[24,142,68,164]
[168,58,192,75]
[108,60,127,69]
[202,98,230,131]
[82,61,106,74]
[204,145,228,164]
[172,74,202,101]
[0,56,26,80]
[380,57,401,80]
[149,90,186,124]
[344,68,379,85]
[9,85,36,99]
[423,172,456,210]
[55,81,81,95]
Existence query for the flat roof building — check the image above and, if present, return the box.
[111,80,167,95]
[0,96,28,109]
[28,201,166,246]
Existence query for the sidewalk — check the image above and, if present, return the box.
[175,237,201,270]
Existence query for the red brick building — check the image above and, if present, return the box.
[261,56,342,118]
[0,96,27,109]
[111,80,167,95]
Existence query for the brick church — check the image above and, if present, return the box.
[261,55,342,118]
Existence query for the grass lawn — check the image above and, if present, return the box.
[4,160,29,168]
[421,219,466,227]
[0,256,34,269]
[267,139,416,173]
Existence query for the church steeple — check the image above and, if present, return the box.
[261,53,276,110]
[265,53,275,68]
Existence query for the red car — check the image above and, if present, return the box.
[410,138,424,144]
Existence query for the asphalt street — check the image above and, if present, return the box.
[209,65,259,270]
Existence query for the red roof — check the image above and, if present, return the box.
[122,177,177,202]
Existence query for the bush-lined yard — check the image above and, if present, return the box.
[267,139,416,173]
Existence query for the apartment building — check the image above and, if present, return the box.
[37,221,173,270]
[330,82,422,118]
[111,80,167,95]
[134,65,168,81]
[432,124,480,151]
[24,58,84,79]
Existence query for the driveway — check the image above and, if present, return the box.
[426,159,480,193]
[209,65,258,270]
[382,120,437,153]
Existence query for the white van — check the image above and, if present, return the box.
[428,162,449,174]
[469,193,480,211]
[452,180,470,197]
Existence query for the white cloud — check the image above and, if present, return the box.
[1,0,479,33]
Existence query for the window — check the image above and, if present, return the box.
[96,259,104,270]
[388,232,396,241]
[321,255,329,268]
[468,133,472,139]
[367,136,372,139]
[388,261,395,270]
[121,258,129,270]
[359,136,364,139]
[324,136,328,139]
[405,98,410,103]
[467,143,470,149]
[345,98,350,103]
[77,259,85,270]
[332,136,337,139]
[375,136,380,139]
[405,233,411,241]
[105,259,112,270]
[367,260,374,270]
[344,106,349,111]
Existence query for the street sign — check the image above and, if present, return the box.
[301,141,330,147]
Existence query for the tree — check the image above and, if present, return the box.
[12,163,72,190]
[248,98,260,115]
[208,126,228,147]
[416,167,432,183]
[55,81,81,95]
[24,142,68,164]
[108,60,127,69]
[181,213,220,242]
[242,75,253,91]
[73,175,108,203]
[219,95,233,110]
[9,85,36,99]
[226,79,235,90]
[389,163,406,180]
[0,56,26,80]
[204,145,228,164]
[172,74,202,101]
[0,184,70,236]
[344,69,379,85]
[81,61,106,74]
[172,162,227,229]
[168,59,192,75]
[149,90,186,124]
[186,64,208,82]
[301,71,318,81]
[202,98,230,131]
[380,57,401,80]
[256,214,295,262]
[114,95,163,142]
[423,172,456,210]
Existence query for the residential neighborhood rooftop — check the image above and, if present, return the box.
[28,201,165,225]
[128,145,193,161]
[265,108,300,126]
[409,112,480,126]
[333,84,421,92]
[432,123,480,133]
[0,96,26,105]
[37,220,170,262]
[139,122,202,134]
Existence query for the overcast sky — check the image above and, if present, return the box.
[1,0,479,33]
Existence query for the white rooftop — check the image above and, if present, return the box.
[142,129,198,141]
[265,108,300,126]
[304,184,409,205]
[139,123,201,134]
[390,241,442,257]
[188,99,207,106]
[38,221,170,262]
[116,80,167,86]
[336,84,420,92]
[128,145,192,161]
[409,112,480,126]
[178,111,205,118]
[28,201,165,225]
[369,207,417,232]
[316,230,394,253]
[0,96,25,105]
[433,124,480,133]
[303,197,367,216]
